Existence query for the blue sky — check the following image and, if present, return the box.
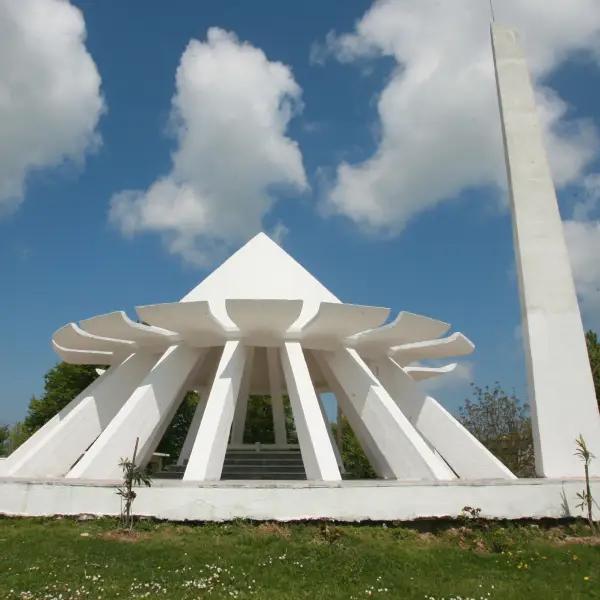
[2,0,600,424]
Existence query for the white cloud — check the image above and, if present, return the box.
[110,28,306,265]
[0,0,104,212]
[269,221,290,245]
[564,219,600,330]
[572,173,600,221]
[318,0,600,233]
[421,361,475,396]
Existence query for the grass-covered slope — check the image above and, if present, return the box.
[1,518,599,599]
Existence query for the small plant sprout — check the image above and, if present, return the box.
[116,437,152,531]
[574,435,597,533]
[461,506,482,520]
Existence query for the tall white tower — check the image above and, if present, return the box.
[491,24,600,477]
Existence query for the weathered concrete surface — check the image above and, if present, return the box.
[67,345,207,480]
[281,342,341,481]
[0,477,598,522]
[314,349,455,480]
[2,353,159,478]
[374,357,515,480]
[184,342,248,481]
[492,24,600,477]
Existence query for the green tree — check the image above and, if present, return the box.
[238,395,298,445]
[24,363,101,433]
[332,417,376,479]
[239,397,376,479]
[1,422,30,456]
[0,425,9,456]
[2,363,101,454]
[284,397,298,444]
[243,395,275,444]
[586,330,600,410]
[156,391,200,459]
[458,382,535,477]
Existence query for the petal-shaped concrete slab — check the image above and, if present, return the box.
[80,311,177,349]
[391,333,474,365]
[53,323,135,353]
[136,301,227,347]
[350,311,450,356]
[226,299,303,344]
[52,340,115,365]
[404,363,457,381]
[297,303,389,349]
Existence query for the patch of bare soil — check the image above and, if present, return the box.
[256,522,291,538]
[554,535,600,546]
[98,530,151,543]
[416,531,436,543]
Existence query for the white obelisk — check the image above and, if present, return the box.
[492,24,600,477]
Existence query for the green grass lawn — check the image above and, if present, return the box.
[1,517,599,599]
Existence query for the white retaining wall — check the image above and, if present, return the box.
[1,477,598,522]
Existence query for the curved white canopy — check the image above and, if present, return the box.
[51,234,473,386]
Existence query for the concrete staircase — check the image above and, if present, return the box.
[222,447,306,480]
[153,446,306,480]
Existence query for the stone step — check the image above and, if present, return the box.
[224,446,306,480]
[225,458,304,467]
[160,457,304,466]
[227,457,301,463]
[163,464,185,472]
[226,461,303,466]
[225,447,301,451]
[154,470,307,480]
[226,446,300,451]
[154,447,307,480]
[222,465,305,474]
[225,452,303,460]
[153,471,181,479]
[221,472,306,480]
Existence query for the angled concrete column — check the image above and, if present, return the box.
[316,351,408,478]
[317,392,344,470]
[266,347,288,446]
[280,342,341,481]
[492,25,600,476]
[1,370,109,477]
[230,346,255,445]
[3,353,158,477]
[67,345,207,479]
[184,341,248,480]
[374,357,515,479]
[314,348,454,480]
[176,389,207,466]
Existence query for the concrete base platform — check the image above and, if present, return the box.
[1,477,599,522]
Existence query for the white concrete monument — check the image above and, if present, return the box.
[492,24,600,478]
[1,23,599,522]
[1,232,511,483]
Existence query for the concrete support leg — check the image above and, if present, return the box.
[492,25,600,476]
[266,347,287,446]
[280,342,341,481]
[374,357,515,480]
[184,341,248,480]
[176,389,207,466]
[230,347,255,445]
[67,345,207,480]
[3,353,159,478]
[313,348,455,480]
[317,393,345,471]
[316,353,399,479]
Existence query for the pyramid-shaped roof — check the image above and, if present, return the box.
[181,233,340,329]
